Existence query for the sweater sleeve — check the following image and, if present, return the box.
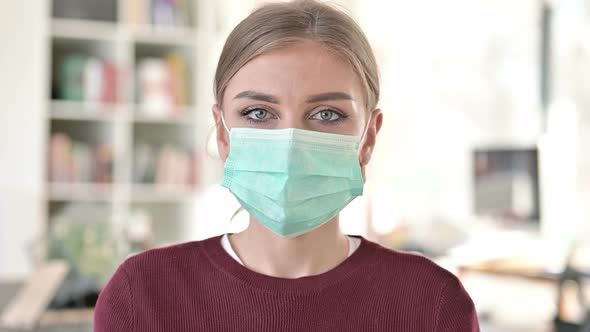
[435,276,480,332]
[94,263,134,332]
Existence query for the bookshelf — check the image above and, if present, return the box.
[49,100,122,121]
[44,0,223,285]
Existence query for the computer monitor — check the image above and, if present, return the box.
[473,148,541,226]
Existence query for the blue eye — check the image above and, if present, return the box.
[311,109,345,122]
[241,108,275,122]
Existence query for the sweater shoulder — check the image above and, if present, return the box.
[366,239,458,286]
[120,236,215,276]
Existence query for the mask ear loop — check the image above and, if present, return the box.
[358,110,375,181]
[359,110,374,143]
[219,109,231,134]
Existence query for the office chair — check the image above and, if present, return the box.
[554,248,590,332]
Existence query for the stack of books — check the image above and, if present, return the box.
[133,143,199,188]
[48,133,113,183]
[127,0,192,28]
[54,54,118,105]
[136,53,190,117]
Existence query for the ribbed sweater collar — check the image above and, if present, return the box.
[199,234,380,294]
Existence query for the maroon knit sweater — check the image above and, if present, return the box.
[94,235,480,331]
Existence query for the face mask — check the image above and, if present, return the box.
[220,112,371,238]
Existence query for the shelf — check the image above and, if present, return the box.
[51,19,198,46]
[42,0,208,252]
[49,100,126,121]
[48,183,114,202]
[133,106,194,124]
[129,25,197,46]
[51,18,119,41]
[49,101,196,124]
[40,309,94,327]
[131,184,198,202]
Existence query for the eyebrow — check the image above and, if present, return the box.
[306,92,355,103]
[233,90,355,104]
[234,90,279,104]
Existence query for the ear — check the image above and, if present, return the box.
[212,104,230,162]
[359,109,383,169]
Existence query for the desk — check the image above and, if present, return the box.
[0,282,93,332]
[458,259,562,282]
[458,259,590,332]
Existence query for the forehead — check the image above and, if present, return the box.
[224,40,364,103]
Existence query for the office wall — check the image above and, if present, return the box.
[0,0,48,280]
[355,0,543,231]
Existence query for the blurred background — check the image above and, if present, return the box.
[0,0,589,331]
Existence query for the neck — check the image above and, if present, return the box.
[228,216,349,279]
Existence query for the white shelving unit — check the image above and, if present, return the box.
[43,0,224,270]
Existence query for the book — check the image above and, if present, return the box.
[137,53,190,117]
[56,55,118,106]
[127,0,149,26]
[133,143,156,183]
[166,52,189,108]
[93,144,114,183]
[59,54,86,102]
[48,133,74,182]
[84,57,103,103]
[175,0,191,27]
[134,144,197,188]
[127,0,192,28]
[72,142,92,183]
[137,58,174,117]
[101,62,118,104]
[155,144,178,187]
[48,133,114,183]
[125,0,192,28]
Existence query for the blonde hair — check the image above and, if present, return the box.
[214,0,380,112]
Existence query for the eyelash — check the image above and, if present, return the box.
[311,109,347,124]
[240,107,348,125]
[240,107,275,124]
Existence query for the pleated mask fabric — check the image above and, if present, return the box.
[221,127,364,238]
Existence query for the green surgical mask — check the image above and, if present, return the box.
[220,113,370,238]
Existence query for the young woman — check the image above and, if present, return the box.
[95,1,480,331]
